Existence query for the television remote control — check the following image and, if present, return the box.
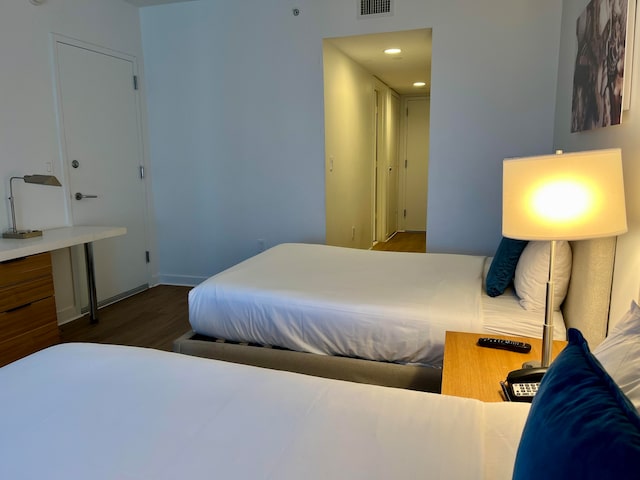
[477,337,531,353]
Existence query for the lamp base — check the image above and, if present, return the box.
[2,229,43,239]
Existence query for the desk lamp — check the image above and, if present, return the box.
[502,148,627,368]
[3,174,62,239]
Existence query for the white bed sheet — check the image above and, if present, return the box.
[190,243,487,367]
[190,244,567,367]
[0,343,531,480]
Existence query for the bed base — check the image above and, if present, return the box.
[173,331,442,393]
[173,237,616,394]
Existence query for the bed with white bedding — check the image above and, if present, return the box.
[2,327,638,480]
[191,244,485,366]
[0,342,530,480]
[177,238,616,391]
[189,243,565,365]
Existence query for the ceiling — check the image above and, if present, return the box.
[325,28,432,96]
[122,1,431,96]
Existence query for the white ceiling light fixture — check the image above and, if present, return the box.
[384,48,402,55]
[413,81,426,87]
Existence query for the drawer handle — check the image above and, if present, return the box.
[6,303,32,313]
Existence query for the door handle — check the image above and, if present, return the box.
[75,192,98,200]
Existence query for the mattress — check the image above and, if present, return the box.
[189,244,566,367]
[0,343,531,480]
[190,243,487,367]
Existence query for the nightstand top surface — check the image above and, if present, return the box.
[441,331,567,402]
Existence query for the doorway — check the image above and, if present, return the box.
[54,38,150,311]
[323,29,431,249]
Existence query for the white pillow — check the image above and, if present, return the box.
[514,240,572,311]
[593,300,640,413]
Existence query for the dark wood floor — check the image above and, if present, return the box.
[60,285,192,352]
[371,231,426,252]
[59,236,425,350]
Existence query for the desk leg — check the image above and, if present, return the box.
[84,242,99,324]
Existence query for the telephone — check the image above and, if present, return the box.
[500,367,547,402]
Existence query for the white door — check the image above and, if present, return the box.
[403,97,429,231]
[385,92,400,238]
[372,89,380,244]
[56,41,149,305]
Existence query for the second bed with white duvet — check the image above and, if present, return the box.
[189,243,565,367]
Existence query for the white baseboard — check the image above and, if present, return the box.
[157,274,206,287]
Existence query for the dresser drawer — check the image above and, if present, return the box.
[0,275,55,313]
[0,322,60,367]
[0,296,57,344]
[0,253,52,289]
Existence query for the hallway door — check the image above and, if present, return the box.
[402,97,429,231]
[55,39,149,306]
[385,92,400,238]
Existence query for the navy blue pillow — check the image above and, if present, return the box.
[513,329,640,479]
[485,237,528,297]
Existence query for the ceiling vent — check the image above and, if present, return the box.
[358,0,393,18]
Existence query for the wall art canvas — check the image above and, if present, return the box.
[571,0,631,132]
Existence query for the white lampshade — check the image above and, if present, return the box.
[503,149,627,241]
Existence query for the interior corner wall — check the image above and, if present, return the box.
[323,41,376,249]
[140,0,563,283]
[553,0,640,327]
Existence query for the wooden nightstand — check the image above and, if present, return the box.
[441,331,567,402]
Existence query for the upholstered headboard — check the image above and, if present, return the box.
[562,237,617,349]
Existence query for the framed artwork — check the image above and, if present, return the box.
[571,0,635,132]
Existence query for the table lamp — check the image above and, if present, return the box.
[3,174,62,239]
[502,148,627,368]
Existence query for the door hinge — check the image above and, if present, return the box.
[139,165,145,179]
[145,251,150,263]
[405,159,408,168]
[406,107,409,116]
[133,75,139,90]
[403,209,407,218]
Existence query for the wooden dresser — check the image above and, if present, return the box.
[0,252,60,367]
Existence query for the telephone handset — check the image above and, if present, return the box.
[500,367,547,402]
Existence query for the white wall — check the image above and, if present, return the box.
[323,41,376,249]
[141,0,564,284]
[554,0,640,327]
[0,0,143,231]
[0,0,146,321]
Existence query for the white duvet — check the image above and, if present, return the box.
[190,243,487,366]
[0,343,531,480]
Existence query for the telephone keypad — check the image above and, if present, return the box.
[512,382,539,397]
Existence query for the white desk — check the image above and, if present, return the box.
[0,226,126,323]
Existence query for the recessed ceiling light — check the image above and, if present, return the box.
[413,82,426,87]
[384,48,402,55]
